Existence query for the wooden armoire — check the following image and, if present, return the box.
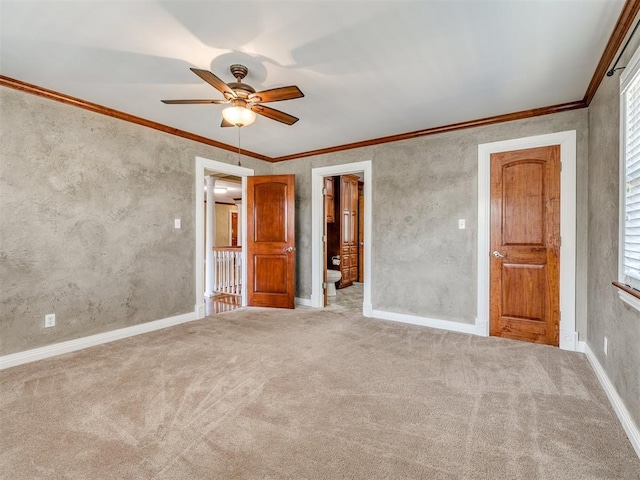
[326,174,359,288]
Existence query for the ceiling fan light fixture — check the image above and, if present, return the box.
[222,105,256,127]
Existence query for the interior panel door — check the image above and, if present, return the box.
[247,175,296,308]
[358,185,364,282]
[490,145,560,346]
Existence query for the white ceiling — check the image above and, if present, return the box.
[0,0,624,159]
[205,175,241,204]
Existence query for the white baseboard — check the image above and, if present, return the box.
[474,317,489,337]
[560,329,579,351]
[583,343,640,458]
[370,309,479,335]
[295,297,312,307]
[196,302,206,319]
[0,310,199,370]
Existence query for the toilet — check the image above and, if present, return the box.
[326,269,342,296]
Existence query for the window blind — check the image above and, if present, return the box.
[624,73,640,280]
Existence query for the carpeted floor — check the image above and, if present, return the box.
[1,301,639,479]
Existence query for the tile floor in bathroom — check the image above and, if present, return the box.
[327,282,364,311]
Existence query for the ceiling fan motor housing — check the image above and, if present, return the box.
[227,82,255,98]
[223,65,255,99]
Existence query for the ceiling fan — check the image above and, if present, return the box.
[161,64,304,127]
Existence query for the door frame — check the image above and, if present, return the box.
[195,156,254,319]
[311,160,373,314]
[477,131,577,350]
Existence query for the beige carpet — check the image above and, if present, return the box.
[1,304,639,479]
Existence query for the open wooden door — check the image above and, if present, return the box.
[323,205,329,307]
[323,177,333,306]
[358,182,364,282]
[247,175,296,308]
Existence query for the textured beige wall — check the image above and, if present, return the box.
[587,34,640,427]
[0,82,591,358]
[273,110,589,329]
[0,86,270,356]
[215,204,237,247]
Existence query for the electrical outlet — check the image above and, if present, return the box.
[44,314,56,328]
[174,218,181,229]
[604,336,608,355]
[458,219,466,229]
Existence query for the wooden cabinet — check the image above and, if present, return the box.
[358,182,364,282]
[324,177,334,223]
[326,174,360,289]
[339,175,359,288]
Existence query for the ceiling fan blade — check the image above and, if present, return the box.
[251,105,299,125]
[221,118,235,127]
[249,86,304,103]
[190,68,237,98]
[161,99,226,104]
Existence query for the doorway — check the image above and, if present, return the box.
[195,157,254,319]
[323,173,364,309]
[477,131,577,351]
[311,161,373,315]
[204,173,242,316]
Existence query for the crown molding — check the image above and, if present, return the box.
[271,101,587,162]
[0,75,271,163]
[583,0,640,106]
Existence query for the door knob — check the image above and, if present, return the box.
[284,246,295,252]
[492,251,506,258]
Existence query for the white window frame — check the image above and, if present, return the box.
[618,43,640,310]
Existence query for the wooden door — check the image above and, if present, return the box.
[323,179,330,306]
[490,146,560,346]
[230,212,238,246]
[358,184,364,282]
[338,175,360,288]
[349,176,358,282]
[323,176,333,306]
[247,175,296,309]
[339,176,352,288]
[324,177,335,223]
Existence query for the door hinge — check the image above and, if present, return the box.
[560,236,562,246]
[322,234,327,243]
[322,282,327,289]
[322,187,327,195]
[560,162,563,172]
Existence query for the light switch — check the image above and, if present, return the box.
[174,218,181,229]
[458,219,466,229]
